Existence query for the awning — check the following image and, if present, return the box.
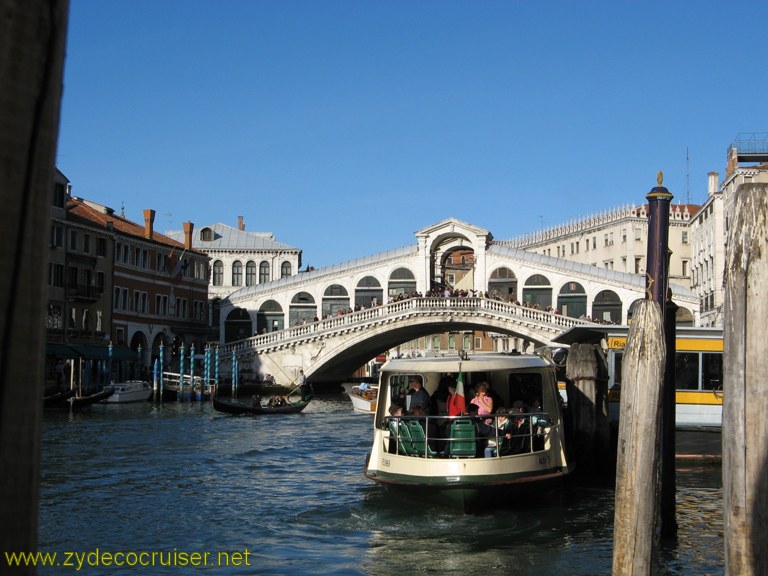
[551,325,612,346]
[64,345,138,361]
[45,343,79,358]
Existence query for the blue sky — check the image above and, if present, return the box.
[57,0,767,268]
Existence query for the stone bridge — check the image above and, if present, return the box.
[220,296,590,386]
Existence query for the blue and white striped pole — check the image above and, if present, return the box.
[204,345,210,400]
[215,346,219,395]
[190,343,196,401]
[179,343,186,401]
[159,342,165,400]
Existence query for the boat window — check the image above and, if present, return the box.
[507,372,543,406]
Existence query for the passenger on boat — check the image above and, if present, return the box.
[387,404,404,453]
[484,409,514,458]
[466,403,494,457]
[507,400,531,454]
[470,382,494,426]
[407,377,431,413]
[251,394,261,407]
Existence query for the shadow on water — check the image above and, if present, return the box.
[38,396,722,575]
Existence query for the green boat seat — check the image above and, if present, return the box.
[388,419,418,456]
[405,419,438,457]
[448,419,476,458]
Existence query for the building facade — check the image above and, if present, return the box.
[166,217,301,341]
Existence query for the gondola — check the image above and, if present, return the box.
[70,386,115,409]
[212,395,312,415]
[43,387,76,407]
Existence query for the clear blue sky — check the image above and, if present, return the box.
[57,0,767,268]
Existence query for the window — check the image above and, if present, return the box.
[212,261,224,286]
[281,261,291,278]
[232,260,243,286]
[682,231,689,244]
[68,266,78,288]
[48,263,64,287]
[69,230,77,251]
[682,260,689,277]
[96,237,106,257]
[246,261,256,286]
[259,261,270,284]
[463,335,471,350]
[635,228,642,241]
[621,229,627,243]
[53,182,66,208]
[83,234,91,254]
[635,257,642,274]
[50,225,64,248]
[155,294,168,316]
[448,335,456,349]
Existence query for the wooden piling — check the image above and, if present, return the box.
[0,0,69,568]
[612,299,665,575]
[723,182,768,575]
[565,342,610,473]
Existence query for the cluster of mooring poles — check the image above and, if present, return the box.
[151,343,220,401]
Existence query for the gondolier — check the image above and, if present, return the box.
[299,369,313,401]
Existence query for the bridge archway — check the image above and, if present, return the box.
[557,281,587,318]
[522,274,552,309]
[257,299,283,333]
[322,284,350,317]
[593,290,622,323]
[225,307,253,342]
[488,266,518,301]
[290,292,316,325]
[355,276,383,308]
[388,267,417,299]
[441,246,475,291]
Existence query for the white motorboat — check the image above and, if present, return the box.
[348,384,378,414]
[363,352,571,511]
[101,380,152,403]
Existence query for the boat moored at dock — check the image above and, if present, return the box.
[363,352,571,511]
[101,380,152,403]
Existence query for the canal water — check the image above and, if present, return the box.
[39,391,723,575]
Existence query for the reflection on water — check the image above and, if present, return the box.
[39,394,722,575]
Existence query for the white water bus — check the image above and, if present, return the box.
[364,352,572,511]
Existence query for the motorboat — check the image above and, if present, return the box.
[101,380,152,403]
[363,352,571,512]
[348,384,378,414]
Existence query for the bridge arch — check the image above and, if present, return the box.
[592,289,622,323]
[522,274,552,309]
[355,275,383,308]
[257,299,283,334]
[557,281,587,318]
[225,307,253,342]
[322,284,350,317]
[290,291,316,325]
[487,266,518,301]
[388,267,417,299]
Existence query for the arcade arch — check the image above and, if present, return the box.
[388,267,417,299]
[257,299,283,334]
[225,307,252,342]
[290,291,316,325]
[488,266,517,301]
[522,274,552,309]
[557,281,587,318]
[593,290,622,323]
[355,276,383,308]
[322,284,350,317]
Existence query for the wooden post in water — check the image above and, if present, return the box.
[0,0,69,569]
[612,298,665,575]
[565,342,610,474]
[723,182,768,575]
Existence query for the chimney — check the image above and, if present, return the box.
[238,215,245,231]
[143,209,156,239]
[707,172,719,196]
[183,221,194,250]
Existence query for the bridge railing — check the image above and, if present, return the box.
[221,297,589,357]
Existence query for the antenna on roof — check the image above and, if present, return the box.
[686,148,690,205]
[120,202,125,217]
[164,212,174,227]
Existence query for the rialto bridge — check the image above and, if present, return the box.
[218,218,698,386]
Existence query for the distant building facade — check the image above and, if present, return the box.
[167,217,301,341]
[45,171,211,384]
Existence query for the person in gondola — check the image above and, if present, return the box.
[251,394,261,408]
[298,369,313,401]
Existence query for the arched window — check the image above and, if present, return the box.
[245,261,256,286]
[231,260,242,286]
[212,260,224,286]
[259,261,270,284]
[200,227,213,242]
[281,261,292,278]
